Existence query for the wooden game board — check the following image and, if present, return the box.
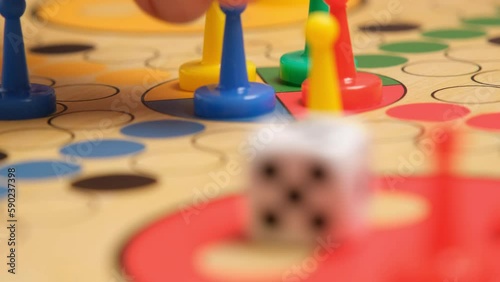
[0,0,499,281]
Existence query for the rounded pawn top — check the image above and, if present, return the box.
[324,0,348,9]
[0,0,26,19]
[306,12,339,48]
[220,0,248,13]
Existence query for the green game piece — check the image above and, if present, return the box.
[355,54,408,68]
[258,67,302,93]
[379,41,449,53]
[422,28,486,39]
[462,17,500,26]
[279,0,329,86]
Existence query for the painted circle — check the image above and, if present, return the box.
[60,139,145,159]
[355,54,408,68]
[30,43,95,54]
[386,103,471,122]
[472,70,500,86]
[432,86,500,105]
[462,17,500,26]
[422,29,486,39]
[489,37,500,45]
[49,110,134,130]
[467,113,500,131]
[379,41,449,53]
[72,174,156,190]
[403,60,481,77]
[55,84,120,102]
[121,120,205,138]
[0,128,74,150]
[0,152,7,162]
[358,22,420,33]
[0,160,81,180]
[85,46,159,64]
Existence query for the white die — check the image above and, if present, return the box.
[247,117,372,245]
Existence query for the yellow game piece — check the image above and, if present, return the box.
[179,1,256,92]
[306,12,343,113]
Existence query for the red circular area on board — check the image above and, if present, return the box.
[121,176,500,282]
[467,113,500,131]
[387,103,471,122]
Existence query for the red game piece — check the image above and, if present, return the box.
[388,128,500,282]
[302,0,383,111]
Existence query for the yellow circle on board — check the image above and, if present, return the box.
[95,68,171,86]
[32,61,107,78]
[34,0,361,33]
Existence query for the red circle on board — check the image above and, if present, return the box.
[121,176,500,282]
[467,113,500,131]
[386,103,471,122]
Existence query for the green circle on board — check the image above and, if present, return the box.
[462,17,500,26]
[355,54,408,68]
[422,29,486,39]
[379,41,449,53]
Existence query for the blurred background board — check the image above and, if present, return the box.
[0,0,499,281]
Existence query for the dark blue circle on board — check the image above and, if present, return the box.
[60,139,145,159]
[0,160,81,180]
[121,120,206,139]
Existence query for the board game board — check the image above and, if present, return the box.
[0,0,499,281]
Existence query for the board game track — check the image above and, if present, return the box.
[0,0,500,281]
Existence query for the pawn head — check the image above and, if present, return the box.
[306,12,339,48]
[0,0,26,19]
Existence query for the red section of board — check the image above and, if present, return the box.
[387,103,471,122]
[466,113,500,131]
[121,176,500,282]
[278,84,405,119]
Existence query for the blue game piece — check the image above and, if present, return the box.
[0,0,55,120]
[194,3,276,119]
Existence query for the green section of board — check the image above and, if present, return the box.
[257,67,302,93]
[462,17,500,26]
[380,41,449,53]
[422,28,486,39]
[355,54,408,68]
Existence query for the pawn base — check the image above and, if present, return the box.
[302,72,383,111]
[179,60,258,92]
[0,84,56,120]
[280,50,309,86]
[194,82,276,119]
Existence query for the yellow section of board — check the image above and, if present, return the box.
[306,12,343,113]
[34,0,361,33]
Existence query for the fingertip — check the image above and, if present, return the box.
[135,0,212,23]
